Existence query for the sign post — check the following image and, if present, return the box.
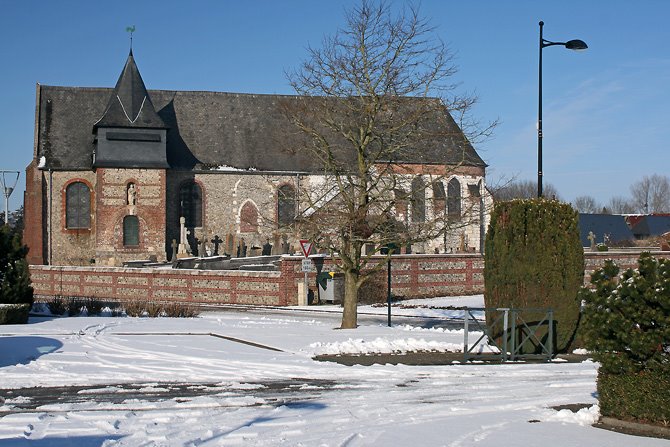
[299,240,313,305]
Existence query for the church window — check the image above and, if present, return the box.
[65,181,91,229]
[240,201,259,233]
[179,181,202,228]
[123,215,139,246]
[448,178,462,218]
[411,177,425,223]
[432,181,446,216]
[277,184,296,227]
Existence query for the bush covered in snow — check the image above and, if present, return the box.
[580,252,669,424]
[484,199,584,353]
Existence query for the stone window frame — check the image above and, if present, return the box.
[178,180,205,229]
[239,199,260,233]
[63,179,94,232]
[276,183,296,228]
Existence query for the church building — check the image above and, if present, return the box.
[23,51,490,266]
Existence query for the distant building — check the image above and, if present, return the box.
[578,213,670,247]
[24,51,490,266]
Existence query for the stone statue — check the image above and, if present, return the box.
[127,183,137,206]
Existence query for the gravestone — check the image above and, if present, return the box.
[262,240,273,256]
[211,235,223,256]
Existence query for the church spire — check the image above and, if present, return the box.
[94,50,166,129]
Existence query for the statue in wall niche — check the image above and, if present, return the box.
[127,183,137,206]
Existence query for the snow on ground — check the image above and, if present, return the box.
[0,295,664,446]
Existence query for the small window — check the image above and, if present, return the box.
[240,201,259,233]
[66,182,91,229]
[179,182,202,228]
[123,215,139,246]
[448,178,462,218]
[411,177,425,223]
[277,184,296,227]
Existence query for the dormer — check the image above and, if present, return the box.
[93,50,169,168]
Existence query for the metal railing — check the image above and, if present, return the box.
[463,307,554,362]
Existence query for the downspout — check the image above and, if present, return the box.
[48,168,52,265]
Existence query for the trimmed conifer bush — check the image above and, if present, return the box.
[484,199,584,353]
[580,253,669,424]
[0,226,33,324]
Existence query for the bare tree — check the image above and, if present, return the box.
[604,196,636,214]
[630,174,670,213]
[572,195,600,214]
[284,1,494,328]
[491,180,560,201]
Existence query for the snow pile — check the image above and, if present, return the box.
[309,336,497,355]
[548,405,600,426]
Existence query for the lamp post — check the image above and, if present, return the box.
[1,171,20,226]
[538,21,587,198]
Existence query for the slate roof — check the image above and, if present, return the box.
[94,50,166,130]
[36,60,486,173]
[628,215,670,239]
[578,214,635,246]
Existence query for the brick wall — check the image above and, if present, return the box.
[30,266,285,306]
[30,250,669,306]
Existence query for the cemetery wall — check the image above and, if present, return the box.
[29,251,669,306]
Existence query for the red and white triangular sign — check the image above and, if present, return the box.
[299,239,313,258]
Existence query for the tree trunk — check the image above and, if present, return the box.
[341,270,359,328]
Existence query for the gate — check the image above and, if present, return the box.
[463,307,555,362]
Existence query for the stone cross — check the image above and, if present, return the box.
[177,217,191,256]
[211,235,223,256]
[587,231,596,250]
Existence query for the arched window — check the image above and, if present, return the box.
[66,182,91,229]
[277,184,296,227]
[411,177,425,223]
[179,182,202,228]
[240,201,259,233]
[432,181,446,216]
[123,215,139,246]
[448,178,462,218]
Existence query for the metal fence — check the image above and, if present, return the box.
[463,307,555,362]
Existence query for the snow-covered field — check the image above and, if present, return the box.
[0,295,664,446]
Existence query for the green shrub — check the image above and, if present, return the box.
[580,253,669,374]
[0,303,31,324]
[484,199,584,353]
[0,226,33,307]
[581,253,670,424]
[598,368,670,425]
[47,296,67,315]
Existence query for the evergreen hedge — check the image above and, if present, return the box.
[484,199,584,353]
[580,253,670,424]
[0,225,34,313]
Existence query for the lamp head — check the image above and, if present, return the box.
[565,39,588,51]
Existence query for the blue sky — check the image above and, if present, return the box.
[1,0,668,212]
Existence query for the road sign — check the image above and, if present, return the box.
[301,259,314,272]
[299,239,313,258]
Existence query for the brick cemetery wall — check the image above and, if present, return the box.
[30,250,669,306]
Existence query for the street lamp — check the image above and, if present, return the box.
[1,171,20,226]
[538,21,587,198]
